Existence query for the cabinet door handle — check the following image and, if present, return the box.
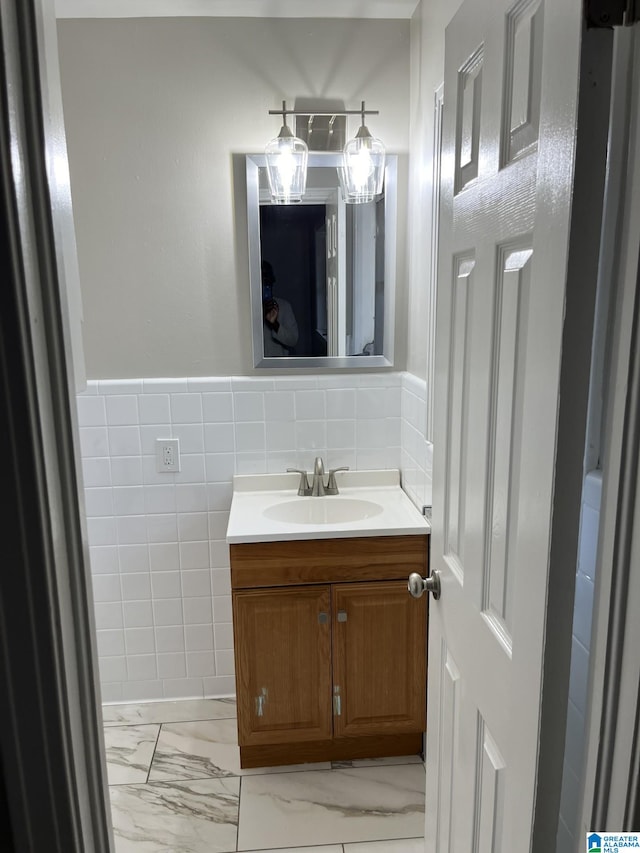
[337,610,347,622]
[333,685,342,716]
[318,612,328,624]
[255,687,268,717]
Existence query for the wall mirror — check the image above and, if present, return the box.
[246,153,397,369]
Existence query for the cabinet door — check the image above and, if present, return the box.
[233,585,332,747]
[332,581,427,738]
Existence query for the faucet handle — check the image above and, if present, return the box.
[325,466,350,495]
[286,468,311,496]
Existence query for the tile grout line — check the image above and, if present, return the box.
[146,721,163,784]
[236,774,242,852]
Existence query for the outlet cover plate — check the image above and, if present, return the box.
[155,438,180,473]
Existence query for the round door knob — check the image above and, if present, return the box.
[408,570,441,600]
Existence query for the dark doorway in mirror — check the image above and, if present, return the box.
[260,205,327,358]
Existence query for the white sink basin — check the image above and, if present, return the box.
[226,470,430,543]
[262,497,383,525]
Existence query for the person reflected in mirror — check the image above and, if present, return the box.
[262,260,299,357]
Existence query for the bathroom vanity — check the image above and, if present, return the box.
[227,470,430,768]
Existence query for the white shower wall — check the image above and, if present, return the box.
[78,371,432,703]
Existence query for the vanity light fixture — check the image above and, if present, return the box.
[265,100,309,204]
[341,101,386,204]
[266,101,385,205]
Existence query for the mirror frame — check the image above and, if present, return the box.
[246,152,397,369]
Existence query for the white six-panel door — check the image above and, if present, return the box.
[426,0,586,849]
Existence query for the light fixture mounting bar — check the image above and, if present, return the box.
[269,105,379,118]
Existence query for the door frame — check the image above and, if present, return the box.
[580,23,640,835]
[0,0,112,850]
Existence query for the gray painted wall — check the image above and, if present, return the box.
[57,17,410,379]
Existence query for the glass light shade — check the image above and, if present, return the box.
[265,125,308,204]
[341,125,386,204]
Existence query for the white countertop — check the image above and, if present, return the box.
[226,469,430,544]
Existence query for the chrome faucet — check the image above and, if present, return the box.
[287,458,350,496]
[312,457,326,496]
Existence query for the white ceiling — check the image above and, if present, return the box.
[55,0,419,19]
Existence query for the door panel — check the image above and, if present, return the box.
[233,585,332,746]
[427,0,592,849]
[502,0,543,165]
[474,721,507,852]
[444,253,475,580]
[432,638,461,853]
[456,49,483,192]
[485,242,532,645]
[332,581,426,738]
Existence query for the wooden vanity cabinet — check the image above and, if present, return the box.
[230,534,428,767]
[332,581,427,739]
[233,585,332,746]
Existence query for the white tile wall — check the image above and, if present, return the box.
[400,374,433,511]
[79,372,431,703]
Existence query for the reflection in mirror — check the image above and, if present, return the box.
[246,153,397,369]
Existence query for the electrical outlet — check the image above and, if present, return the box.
[155,438,180,473]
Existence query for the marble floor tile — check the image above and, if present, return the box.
[237,764,425,851]
[104,725,160,785]
[103,698,236,727]
[149,718,330,782]
[344,840,425,852]
[109,776,239,853]
[331,755,423,769]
